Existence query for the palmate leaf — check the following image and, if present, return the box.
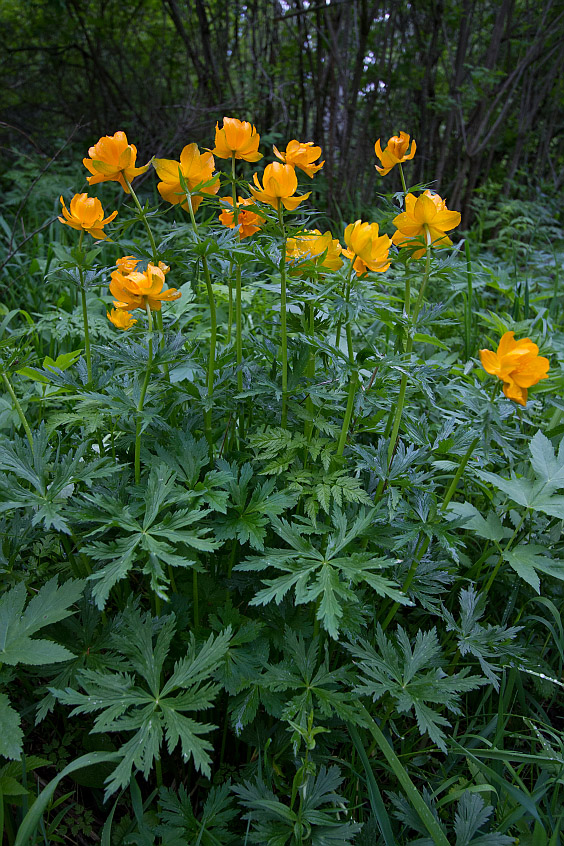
[0,577,84,760]
[51,608,231,797]
[442,585,522,689]
[236,509,409,639]
[347,626,485,751]
[81,463,220,607]
[156,783,237,846]
[212,460,297,551]
[0,427,117,533]
[233,765,362,844]
[476,430,564,519]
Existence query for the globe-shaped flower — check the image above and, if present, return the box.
[249,162,311,211]
[110,262,181,312]
[273,140,324,177]
[480,331,549,406]
[218,196,264,239]
[374,131,416,176]
[286,229,343,273]
[343,220,391,274]
[58,194,117,240]
[212,117,262,162]
[154,144,220,213]
[83,131,149,193]
[107,308,137,330]
[392,191,460,259]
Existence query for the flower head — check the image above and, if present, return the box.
[109,261,181,312]
[249,162,311,211]
[480,331,549,406]
[218,196,264,239]
[108,308,137,330]
[115,255,140,275]
[343,220,391,274]
[58,193,117,240]
[83,131,149,193]
[374,131,416,176]
[286,229,343,273]
[273,140,324,178]
[392,190,461,259]
[154,143,220,213]
[212,117,262,162]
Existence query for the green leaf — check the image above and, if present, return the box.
[0,694,24,760]
[0,578,84,667]
[503,544,564,593]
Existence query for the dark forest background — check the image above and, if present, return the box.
[1,0,563,224]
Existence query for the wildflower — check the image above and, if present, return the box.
[115,255,140,275]
[154,143,220,213]
[480,331,549,406]
[286,229,343,273]
[108,308,137,330]
[249,162,311,211]
[83,131,149,193]
[392,191,461,259]
[343,220,391,274]
[110,262,181,312]
[273,140,324,177]
[212,117,262,162]
[374,131,416,176]
[58,193,117,240]
[218,196,264,239]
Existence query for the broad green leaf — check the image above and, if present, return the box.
[503,544,564,593]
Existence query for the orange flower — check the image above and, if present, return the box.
[392,191,461,259]
[218,196,264,239]
[374,131,416,176]
[108,308,137,330]
[249,162,311,211]
[115,255,140,275]
[83,131,149,193]
[273,140,324,177]
[58,193,117,240]
[343,220,391,274]
[153,143,220,213]
[286,229,343,273]
[109,262,181,312]
[212,117,262,162]
[480,331,549,406]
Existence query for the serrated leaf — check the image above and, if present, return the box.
[0,694,24,759]
[503,544,564,593]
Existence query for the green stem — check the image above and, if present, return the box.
[76,231,92,384]
[154,309,169,378]
[193,567,200,629]
[386,245,431,469]
[236,264,243,393]
[227,262,234,345]
[2,372,33,450]
[277,204,288,427]
[356,705,451,846]
[464,239,473,360]
[134,304,154,484]
[124,177,158,264]
[336,370,358,457]
[398,163,407,195]
[186,193,216,456]
[381,435,480,631]
[304,298,315,446]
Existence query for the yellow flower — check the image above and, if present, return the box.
[109,261,181,312]
[108,308,137,330]
[392,191,461,259]
[58,193,117,240]
[343,220,391,274]
[249,162,311,211]
[273,140,324,177]
[374,131,416,176]
[83,131,149,193]
[218,196,264,239]
[212,117,262,162]
[286,229,343,273]
[480,331,549,406]
[154,144,220,213]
